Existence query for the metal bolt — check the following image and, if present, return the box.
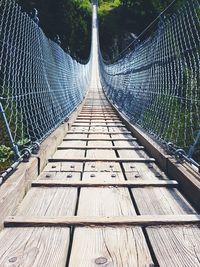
[52,165,56,169]
[109,165,114,168]
[135,174,140,178]
[111,173,116,178]
[46,174,51,178]
[148,164,153,169]
[90,174,96,178]
[156,173,161,177]
[95,257,108,265]
[70,165,75,169]
[67,174,72,178]
[9,257,17,263]
[91,165,95,168]
[130,165,135,169]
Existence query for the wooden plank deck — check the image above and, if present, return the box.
[0,89,200,267]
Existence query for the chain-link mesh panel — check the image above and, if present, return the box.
[100,0,200,164]
[0,0,91,158]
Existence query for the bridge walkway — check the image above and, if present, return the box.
[0,86,200,266]
[0,0,200,265]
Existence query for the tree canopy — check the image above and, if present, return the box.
[16,0,186,60]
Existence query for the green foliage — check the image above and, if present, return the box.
[142,67,200,163]
[0,85,30,171]
[17,0,92,61]
[16,0,186,60]
[98,0,186,59]
[0,145,13,172]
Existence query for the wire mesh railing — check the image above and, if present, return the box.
[100,0,200,168]
[0,0,91,178]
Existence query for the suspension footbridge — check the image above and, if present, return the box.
[0,0,200,266]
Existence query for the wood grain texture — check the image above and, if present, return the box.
[58,146,144,150]
[118,149,149,159]
[15,187,78,217]
[5,215,200,227]
[82,172,125,181]
[49,157,155,163]
[68,131,131,134]
[132,187,196,215]
[110,133,133,139]
[84,162,121,172]
[0,158,38,229]
[68,145,153,266]
[70,126,90,132]
[86,149,116,159]
[147,226,200,267]
[69,227,153,267]
[63,137,137,141]
[108,127,128,132]
[0,227,70,267]
[88,133,111,138]
[114,140,139,146]
[59,141,87,147]
[43,162,83,172]
[87,140,113,146]
[64,134,88,138]
[38,171,81,180]
[32,180,178,188]
[52,149,85,160]
[77,188,136,217]
[124,162,168,180]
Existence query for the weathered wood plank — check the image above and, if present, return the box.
[32,180,178,188]
[5,215,200,227]
[70,126,89,132]
[89,126,109,132]
[15,187,78,217]
[0,158,38,230]
[87,133,110,138]
[49,157,155,162]
[38,172,81,180]
[68,227,153,267]
[123,162,168,180]
[43,162,83,172]
[82,171,124,180]
[146,226,200,267]
[52,149,85,160]
[68,148,153,266]
[87,140,113,147]
[114,140,139,146]
[75,119,121,123]
[63,137,137,141]
[57,146,144,150]
[67,131,131,134]
[86,149,116,159]
[84,162,121,172]
[58,141,87,148]
[64,133,88,138]
[132,187,196,215]
[0,227,70,267]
